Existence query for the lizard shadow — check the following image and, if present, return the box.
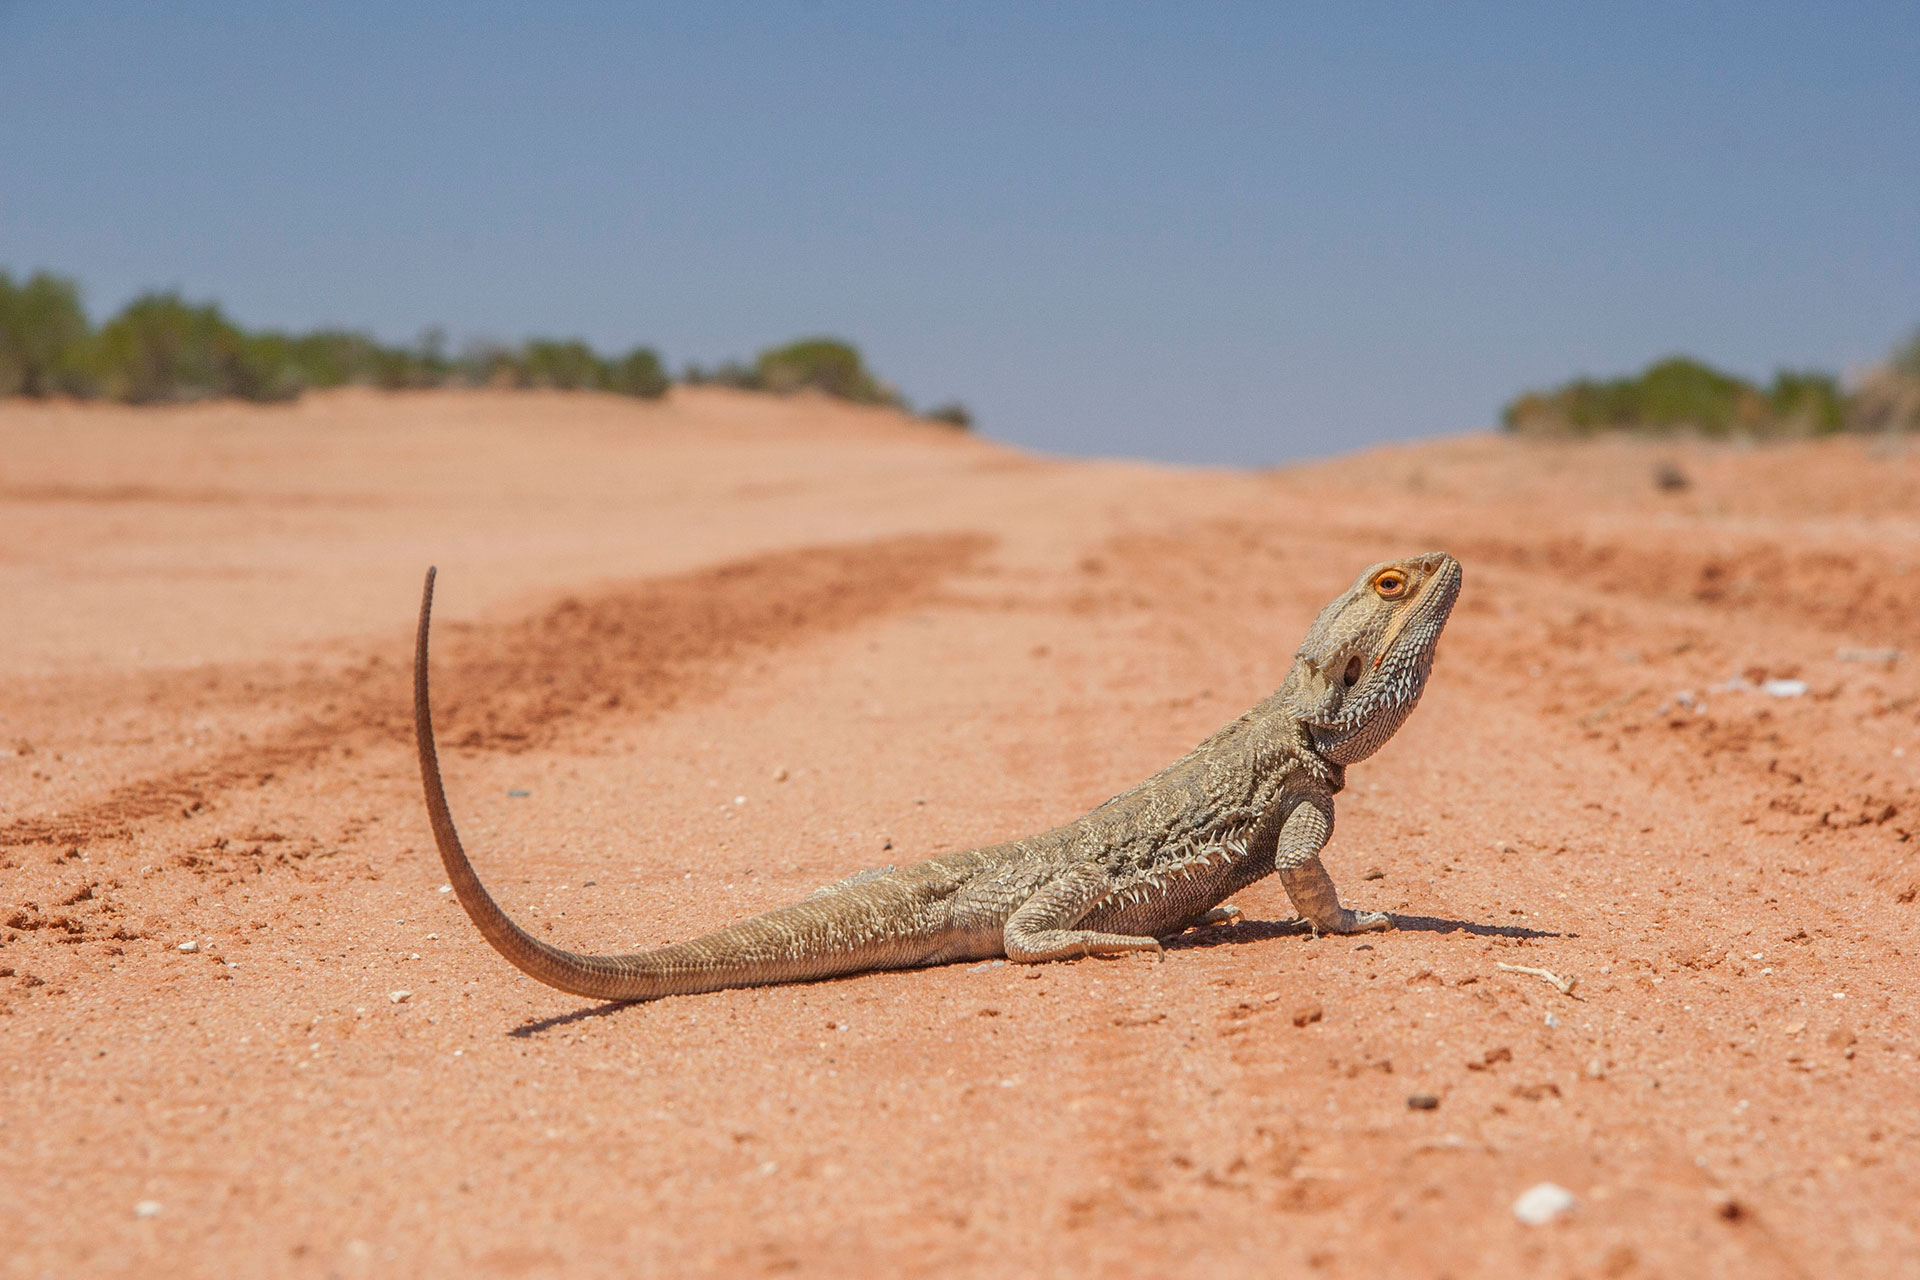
[1167,913,1564,951]
[1391,913,1567,940]
[504,965,879,1037]
[508,1002,636,1037]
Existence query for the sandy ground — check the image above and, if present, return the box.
[1,387,1916,1278]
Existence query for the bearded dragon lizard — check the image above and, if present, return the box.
[414,551,1461,1001]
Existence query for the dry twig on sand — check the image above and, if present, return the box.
[1496,962,1580,997]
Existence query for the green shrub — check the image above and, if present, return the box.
[1504,355,1849,438]
[95,292,299,403]
[1634,358,1764,435]
[923,401,972,429]
[1766,369,1845,435]
[285,330,371,388]
[519,339,604,390]
[755,337,884,402]
[606,347,669,398]
[0,270,96,397]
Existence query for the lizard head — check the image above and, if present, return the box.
[1286,552,1462,765]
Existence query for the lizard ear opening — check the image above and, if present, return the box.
[1342,655,1363,688]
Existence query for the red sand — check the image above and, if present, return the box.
[2,387,1915,1277]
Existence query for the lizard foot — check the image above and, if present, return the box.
[1005,931,1164,963]
[1193,904,1244,929]
[1307,908,1393,938]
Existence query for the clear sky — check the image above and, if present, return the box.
[3,2,1916,463]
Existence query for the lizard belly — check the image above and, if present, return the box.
[1082,852,1275,938]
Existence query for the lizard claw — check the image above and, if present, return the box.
[1305,908,1393,937]
[1193,904,1244,929]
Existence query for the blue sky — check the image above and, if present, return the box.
[3,3,1916,462]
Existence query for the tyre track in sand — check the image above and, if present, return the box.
[0,531,992,851]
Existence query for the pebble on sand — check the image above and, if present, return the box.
[176,941,199,953]
[133,1200,162,1218]
[390,989,412,1003]
[1513,1182,1578,1225]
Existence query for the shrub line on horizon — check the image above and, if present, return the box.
[0,268,972,428]
[1502,340,1920,439]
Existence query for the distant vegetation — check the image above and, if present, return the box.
[679,336,970,427]
[0,267,971,428]
[684,336,896,405]
[1849,328,1920,435]
[0,269,666,404]
[1503,338,1920,438]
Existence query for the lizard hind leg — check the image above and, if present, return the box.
[1005,927,1163,963]
[1002,865,1163,963]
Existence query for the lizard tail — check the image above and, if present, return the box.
[413,568,937,1002]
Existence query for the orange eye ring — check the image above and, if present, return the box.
[1372,570,1408,599]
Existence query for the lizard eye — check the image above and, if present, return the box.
[1343,655,1363,687]
[1372,570,1408,599]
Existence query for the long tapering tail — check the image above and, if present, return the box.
[412,567,946,1003]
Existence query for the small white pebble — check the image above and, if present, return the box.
[1513,1182,1578,1225]
[1762,678,1809,698]
[390,990,412,1004]
[1544,1011,1559,1028]
[426,933,438,940]
[134,1200,162,1219]
[438,884,452,894]
[733,795,746,806]
[773,767,789,782]
[176,941,199,953]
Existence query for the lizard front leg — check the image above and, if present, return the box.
[1002,863,1164,962]
[1274,795,1391,935]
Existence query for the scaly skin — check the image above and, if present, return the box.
[415,552,1462,1002]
